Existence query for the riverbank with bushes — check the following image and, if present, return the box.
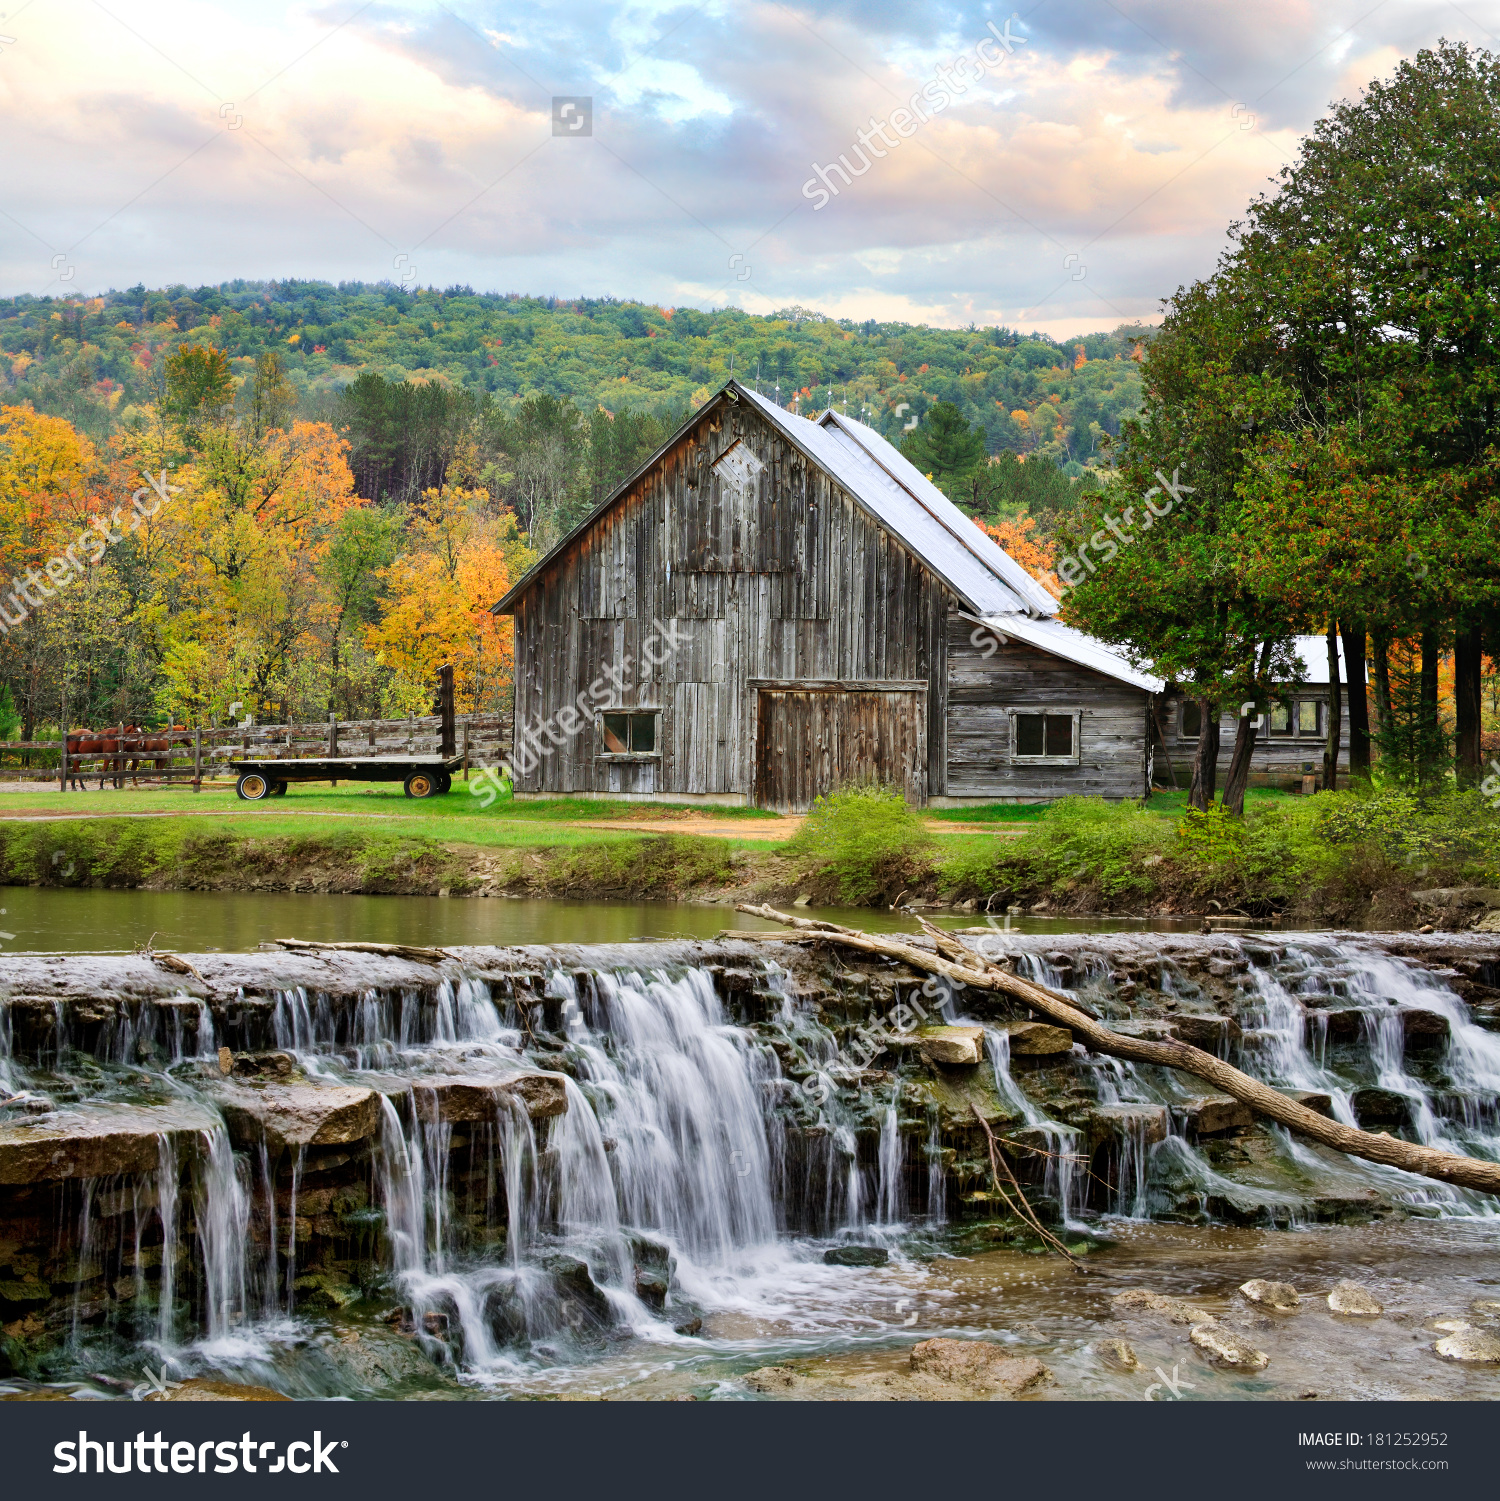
[0,784,1494,928]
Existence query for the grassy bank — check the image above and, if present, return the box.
[936,790,1500,925]
[1,782,1490,923]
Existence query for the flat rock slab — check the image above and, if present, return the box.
[999,1021,1074,1056]
[409,1072,568,1124]
[211,1080,380,1149]
[917,1026,985,1066]
[1182,1095,1255,1135]
[1434,1328,1500,1363]
[0,1102,218,1184]
[1282,1090,1334,1119]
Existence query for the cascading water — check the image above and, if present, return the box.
[4,928,1500,1400]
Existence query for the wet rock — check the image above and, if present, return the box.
[1182,1096,1255,1135]
[1305,1007,1368,1044]
[1434,1328,1500,1363]
[673,1316,703,1336]
[230,1050,296,1079]
[213,1080,380,1149]
[823,1245,888,1267]
[409,1073,568,1124]
[145,1377,290,1401]
[1351,1088,1415,1132]
[1190,1321,1269,1369]
[1400,1010,1451,1051]
[1169,1015,1243,1051]
[1327,1281,1384,1316]
[1087,1104,1169,1147]
[744,1365,802,1392]
[1239,1279,1300,1311]
[1111,1289,1217,1325]
[634,1270,669,1310]
[1283,1090,1335,1119]
[999,1021,1074,1057]
[907,1338,1049,1394]
[917,1026,985,1066]
[0,1102,216,1185]
[1412,886,1500,911]
[543,1255,611,1326]
[1469,1298,1500,1320]
[1095,1337,1137,1372]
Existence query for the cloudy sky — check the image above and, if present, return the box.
[0,0,1490,335]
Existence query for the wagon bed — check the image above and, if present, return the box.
[226,754,465,800]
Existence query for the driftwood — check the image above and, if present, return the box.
[271,938,454,965]
[735,903,1500,1198]
[969,1103,1088,1274]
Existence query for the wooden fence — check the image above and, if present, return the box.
[0,713,515,789]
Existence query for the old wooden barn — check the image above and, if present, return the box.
[491,381,1163,810]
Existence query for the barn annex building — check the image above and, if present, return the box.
[491,380,1164,812]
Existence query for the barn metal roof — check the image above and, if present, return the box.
[970,613,1165,694]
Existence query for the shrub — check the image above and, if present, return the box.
[786,782,933,904]
[1003,796,1173,898]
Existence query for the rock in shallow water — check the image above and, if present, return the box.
[1094,1337,1138,1372]
[1327,1281,1383,1317]
[1111,1288,1217,1325]
[1190,1321,1269,1370]
[908,1339,1049,1394]
[1239,1279,1300,1311]
[823,1245,888,1267]
[1434,1328,1500,1364]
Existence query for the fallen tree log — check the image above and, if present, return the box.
[271,937,453,965]
[735,903,1500,1198]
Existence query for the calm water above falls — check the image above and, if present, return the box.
[0,885,1214,954]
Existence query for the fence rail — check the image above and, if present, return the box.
[3,712,515,790]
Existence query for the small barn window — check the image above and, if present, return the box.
[1180,701,1202,739]
[1297,700,1321,736]
[1011,710,1079,763]
[601,712,658,755]
[1269,702,1293,736]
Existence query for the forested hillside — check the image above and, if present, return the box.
[0,280,1145,470]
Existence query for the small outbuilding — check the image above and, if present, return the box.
[491,382,1163,810]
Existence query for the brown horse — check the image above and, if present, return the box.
[124,728,187,785]
[66,726,140,790]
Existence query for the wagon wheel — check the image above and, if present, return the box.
[435,771,452,794]
[236,773,271,801]
[270,780,288,796]
[403,771,436,799]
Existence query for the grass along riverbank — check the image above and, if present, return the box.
[0,783,1493,925]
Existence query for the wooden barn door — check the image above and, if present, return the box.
[754,688,927,812]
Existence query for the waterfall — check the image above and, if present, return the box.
[875,1088,904,1225]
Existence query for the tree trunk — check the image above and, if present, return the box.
[739,905,1500,1196]
[1455,624,1483,787]
[1323,622,1341,793]
[1420,629,1442,785]
[1222,642,1271,816]
[1221,713,1257,815]
[1340,618,1371,782]
[1187,698,1219,811]
[1371,627,1394,754]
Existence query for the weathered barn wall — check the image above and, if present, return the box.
[940,620,1149,803]
[1155,691,1349,790]
[509,397,953,805]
